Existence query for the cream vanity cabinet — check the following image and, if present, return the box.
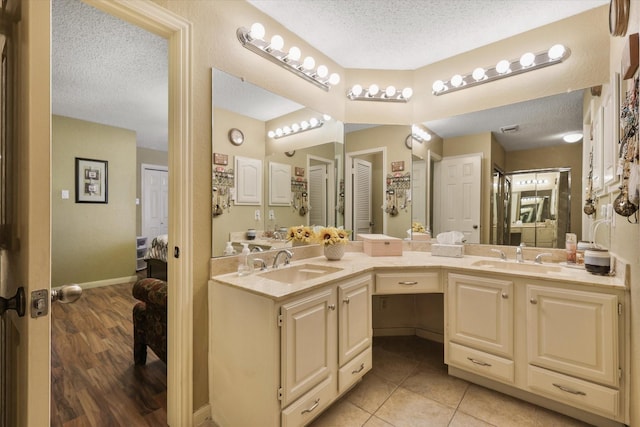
[209,273,372,427]
[446,273,515,384]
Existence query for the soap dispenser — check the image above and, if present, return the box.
[223,241,236,256]
[237,243,251,276]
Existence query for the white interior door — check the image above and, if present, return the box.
[434,154,482,243]
[309,164,328,226]
[353,158,372,238]
[142,165,169,241]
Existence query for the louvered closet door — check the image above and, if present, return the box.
[353,158,372,238]
[309,164,327,226]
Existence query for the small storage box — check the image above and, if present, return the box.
[359,234,403,257]
[431,243,464,258]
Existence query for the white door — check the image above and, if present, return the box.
[434,154,481,243]
[142,165,169,241]
[309,164,328,226]
[353,158,372,238]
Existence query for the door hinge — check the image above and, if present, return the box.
[618,303,623,315]
[277,387,283,401]
[277,314,283,327]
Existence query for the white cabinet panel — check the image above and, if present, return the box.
[269,162,291,206]
[235,156,262,205]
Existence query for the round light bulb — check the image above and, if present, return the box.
[267,130,275,138]
[424,133,432,141]
[328,73,340,85]
[368,84,379,96]
[496,59,510,74]
[472,67,486,81]
[291,123,300,132]
[316,65,328,78]
[563,133,583,143]
[520,52,535,67]
[432,80,445,93]
[300,121,309,130]
[275,128,283,137]
[323,114,332,121]
[351,84,363,97]
[309,117,319,127]
[450,74,463,87]
[401,87,413,99]
[283,126,292,134]
[249,22,265,40]
[287,46,301,61]
[302,56,315,70]
[385,85,397,98]
[548,44,566,60]
[269,34,284,51]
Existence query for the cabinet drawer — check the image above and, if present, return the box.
[375,271,441,294]
[448,342,514,384]
[339,347,372,394]
[528,365,619,419]
[282,376,336,427]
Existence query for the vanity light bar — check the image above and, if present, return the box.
[268,117,325,139]
[237,23,341,92]
[517,179,548,186]
[412,125,432,142]
[432,44,570,96]
[347,84,413,102]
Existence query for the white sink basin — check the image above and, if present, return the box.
[471,259,562,274]
[259,263,343,284]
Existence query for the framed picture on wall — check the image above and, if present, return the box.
[75,157,108,203]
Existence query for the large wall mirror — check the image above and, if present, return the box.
[211,69,344,256]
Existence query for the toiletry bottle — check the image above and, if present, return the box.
[565,233,577,264]
[223,241,236,256]
[237,243,251,276]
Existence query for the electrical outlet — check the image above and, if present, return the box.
[254,209,261,221]
[268,209,275,220]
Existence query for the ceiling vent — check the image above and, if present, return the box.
[500,124,520,133]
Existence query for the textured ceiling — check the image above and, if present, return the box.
[52,0,606,151]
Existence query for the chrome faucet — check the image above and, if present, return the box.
[251,246,264,253]
[516,243,526,263]
[252,258,267,271]
[534,253,552,264]
[272,249,293,268]
[490,248,507,261]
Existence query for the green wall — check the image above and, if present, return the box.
[52,115,137,287]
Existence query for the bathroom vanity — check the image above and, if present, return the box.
[209,249,629,427]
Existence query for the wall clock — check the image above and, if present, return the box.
[228,128,244,146]
[405,134,414,149]
[609,0,630,37]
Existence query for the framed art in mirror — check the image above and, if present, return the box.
[75,157,108,203]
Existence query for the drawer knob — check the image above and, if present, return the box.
[530,298,538,304]
[343,297,350,304]
[328,304,336,311]
[501,292,508,299]
[301,398,320,414]
[552,383,586,396]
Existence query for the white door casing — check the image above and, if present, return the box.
[412,158,427,226]
[142,164,169,241]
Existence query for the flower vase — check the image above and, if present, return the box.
[324,244,345,261]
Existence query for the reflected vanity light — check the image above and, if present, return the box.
[432,44,570,96]
[237,23,341,92]
[563,133,583,143]
[411,125,431,142]
[516,179,548,186]
[268,116,326,139]
[347,84,413,102]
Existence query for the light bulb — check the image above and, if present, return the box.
[275,128,283,137]
[424,133,432,141]
[401,87,413,99]
[316,65,328,78]
[368,84,379,96]
[432,80,445,93]
[249,22,265,40]
[309,117,319,127]
[267,130,275,138]
[328,73,340,85]
[472,67,486,81]
[292,123,300,132]
[300,121,309,130]
[269,35,284,51]
[450,74,463,87]
[287,46,301,61]
[496,59,511,74]
[302,56,315,70]
[548,44,566,60]
[385,86,396,98]
[520,52,535,67]
[323,114,332,121]
[351,84,363,97]
[283,126,292,134]
[563,133,583,143]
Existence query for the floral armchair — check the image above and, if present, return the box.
[132,278,167,365]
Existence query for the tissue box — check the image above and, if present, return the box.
[359,234,403,256]
[431,243,464,258]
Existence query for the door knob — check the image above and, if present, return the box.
[0,287,25,317]
[51,284,82,304]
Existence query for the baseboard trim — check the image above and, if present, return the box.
[193,404,212,426]
[76,275,138,289]
[415,328,444,343]
[373,327,415,337]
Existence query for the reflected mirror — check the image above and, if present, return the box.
[211,69,343,256]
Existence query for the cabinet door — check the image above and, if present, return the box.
[338,275,372,366]
[281,289,336,407]
[448,273,514,358]
[527,285,619,387]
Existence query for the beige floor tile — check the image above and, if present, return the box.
[308,399,372,427]
[374,387,455,427]
[534,406,594,426]
[400,363,469,408]
[346,372,398,414]
[449,411,496,427]
[457,384,539,426]
[371,346,420,385]
[363,415,394,427]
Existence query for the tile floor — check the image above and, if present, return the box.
[308,335,593,427]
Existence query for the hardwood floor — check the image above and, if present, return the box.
[51,277,167,426]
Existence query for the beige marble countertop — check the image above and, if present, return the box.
[210,250,628,301]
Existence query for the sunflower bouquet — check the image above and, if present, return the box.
[315,227,350,246]
[286,225,315,244]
